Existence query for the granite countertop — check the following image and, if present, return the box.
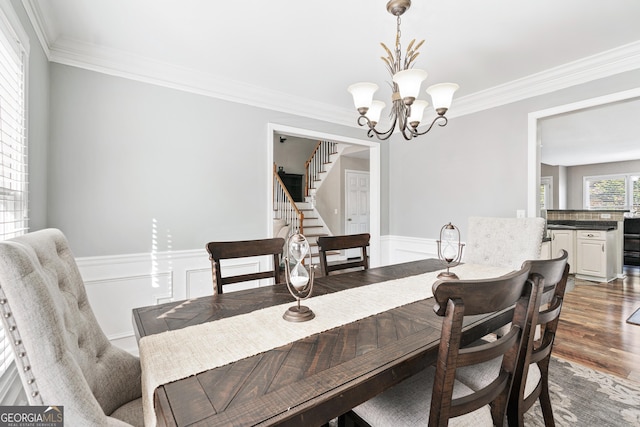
[546,220,618,231]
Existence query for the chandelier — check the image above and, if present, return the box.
[347,0,459,141]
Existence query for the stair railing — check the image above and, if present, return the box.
[273,163,304,235]
[304,140,337,197]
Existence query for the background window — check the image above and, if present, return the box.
[540,176,553,210]
[0,11,27,384]
[584,174,640,211]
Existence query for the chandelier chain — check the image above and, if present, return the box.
[396,15,402,53]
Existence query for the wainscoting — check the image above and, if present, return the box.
[78,248,289,354]
[79,236,439,354]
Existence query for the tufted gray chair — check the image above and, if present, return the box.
[463,216,546,269]
[0,229,143,426]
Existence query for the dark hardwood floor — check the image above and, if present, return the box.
[553,265,640,382]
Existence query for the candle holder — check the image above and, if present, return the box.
[283,233,315,322]
[436,222,464,280]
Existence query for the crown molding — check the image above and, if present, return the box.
[19,0,640,125]
[20,0,51,58]
[51,35,356,127]
[450,40,640,119]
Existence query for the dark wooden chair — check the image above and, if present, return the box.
[347,264,543,427]
[205,237,285,294]
[457,250,570,427]
[316,233,370,276]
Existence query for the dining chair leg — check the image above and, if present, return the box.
[538,359,556,427]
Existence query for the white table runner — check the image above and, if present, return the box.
[139,263,511,427]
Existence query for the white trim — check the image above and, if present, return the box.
[0,1,30,55]
[383,235,439,266]
[267,124,382,267]
[450,41,640,119]
[76,248,279,354]
[77,248,204,267]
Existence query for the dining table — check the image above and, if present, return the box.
[132,258,514,427]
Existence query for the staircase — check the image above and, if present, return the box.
[295,200,333,265]
[274,140,345,265]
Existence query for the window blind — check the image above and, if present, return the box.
[0,19,27,378]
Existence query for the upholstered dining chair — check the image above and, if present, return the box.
[464,216,546,269]
[0,229,143,426]
[456,250,570,427]
[347,265,543,427]
[316,233,370,276]
[206,237,285,294]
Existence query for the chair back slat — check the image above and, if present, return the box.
[206,238,285,294]
[317,233,370,276]
[507,249,570,425]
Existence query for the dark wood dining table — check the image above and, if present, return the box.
[132,259,513,426]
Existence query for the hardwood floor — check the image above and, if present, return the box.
[553,265,640,382]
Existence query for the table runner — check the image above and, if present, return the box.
[139,263,511,426]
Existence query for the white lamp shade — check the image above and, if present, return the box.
[365,100,386,124]
[392,69,428,100]
[407,100,428,124]
[347,82,379,109]
[426,83,459,110]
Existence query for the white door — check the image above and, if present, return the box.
[345,170,370,257]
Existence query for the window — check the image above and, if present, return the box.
[584,173,640,212]
[0,7,28,383]
[540,176,553,210]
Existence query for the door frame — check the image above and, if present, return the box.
[266,123,381,267]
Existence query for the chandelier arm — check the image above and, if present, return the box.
[357,114,397,141]
[396,102,415,140]
[412,115,449,136]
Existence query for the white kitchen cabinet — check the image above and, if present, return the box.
[576,230,616,282]
[551,229,575,273]
[540,240,551,260]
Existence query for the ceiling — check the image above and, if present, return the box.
[540,97,640,167]
[24,0,640,165]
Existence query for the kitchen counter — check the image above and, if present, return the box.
[547,220,617,231]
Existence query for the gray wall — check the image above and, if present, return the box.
[47,64,366,256]
[388,68,640,239]
[566,159,640,209]
[12,0,640,255]
[12,0,49,231]
[273,136,317,176]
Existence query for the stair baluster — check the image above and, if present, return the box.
[273,163,304,235]
[304,140,337,198]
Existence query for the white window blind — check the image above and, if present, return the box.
[0,16,27,378]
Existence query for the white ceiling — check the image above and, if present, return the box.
[24,0,640,165]
[540,97,640,166]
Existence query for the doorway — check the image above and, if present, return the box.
[267,124,382,266]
